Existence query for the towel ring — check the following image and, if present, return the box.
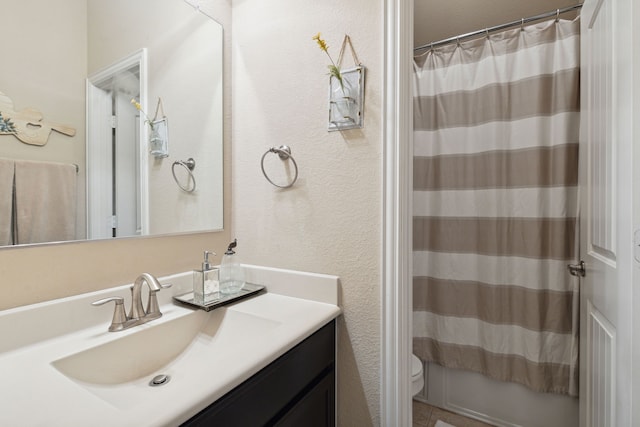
[261,146,298,189]
[172,158,196,193]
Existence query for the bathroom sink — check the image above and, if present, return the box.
[52,307,281,385]
[0,267,340,427]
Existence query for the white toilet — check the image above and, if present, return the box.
[412,354,424,396]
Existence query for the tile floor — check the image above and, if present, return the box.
[413,400,497,427]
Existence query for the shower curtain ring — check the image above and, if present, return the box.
[556,9,560,22]
[520,18,525,31]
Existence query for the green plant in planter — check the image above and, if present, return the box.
[312,32,344,91]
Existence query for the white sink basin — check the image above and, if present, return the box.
[0,267,340,427]
[52,308,281,385]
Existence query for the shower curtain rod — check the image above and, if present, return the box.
[414,3,583,53]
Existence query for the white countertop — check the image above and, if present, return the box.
[0,265,341,427]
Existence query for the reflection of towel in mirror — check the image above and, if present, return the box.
[0,158,15,245]
[14,160,77,245]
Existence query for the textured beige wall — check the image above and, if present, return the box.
[2,1,382,424]
[231,0,383,424]
[0,0,233,311]
[0,0,87,237]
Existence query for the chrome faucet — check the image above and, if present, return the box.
[92,273,172,332]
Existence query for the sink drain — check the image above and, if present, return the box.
[149,374,171,387]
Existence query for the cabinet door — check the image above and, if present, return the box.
[182,321,335,427]
[275,372,335,427]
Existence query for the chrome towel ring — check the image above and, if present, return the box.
[261,145,299,189]
[172,158,196,193]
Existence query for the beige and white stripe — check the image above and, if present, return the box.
[413,144,579,191]
[414,187,578,218]
[414,31,580,94]
[414,112,580,157]
[413,217,576,260]
[413,252,574,293]
[414,337,577,395]
[413,18,580,396]
[414,69,580,131]
[413,311,575,364]
[413,277,576,333]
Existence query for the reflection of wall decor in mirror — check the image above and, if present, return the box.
[0,0,224,248]
[149,117,169,158]
[0,157,78,246]
[172,158,197,193]
[0,91,76,146]
[134,97,170,158]
[149,99,169,158]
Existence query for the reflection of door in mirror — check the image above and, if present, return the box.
[114,85,142,237]
[87,51,147,239]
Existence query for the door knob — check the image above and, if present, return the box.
[567,261,586,277]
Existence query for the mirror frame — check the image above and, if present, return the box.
[1,0,225,249]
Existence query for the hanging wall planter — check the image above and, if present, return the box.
[328,65,364,131]
[313,34,365,132]
[148,98,169,158]
[149,117,169,158]
[131,97,169,158]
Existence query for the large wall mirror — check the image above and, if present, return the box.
[0,0,223,247]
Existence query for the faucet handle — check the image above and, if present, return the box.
[92,296,128,332]
[145,283,173,321]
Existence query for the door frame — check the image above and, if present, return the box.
[385,1,640,425]
[86,49,149,238]
[632,2,640,424]
[381,0,414,425]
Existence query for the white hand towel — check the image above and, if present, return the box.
[14,160,77,244]
[0,158,15,245]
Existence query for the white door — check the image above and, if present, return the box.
[579,0,636,425]
[86,83,114,239]
[114,92,141,237]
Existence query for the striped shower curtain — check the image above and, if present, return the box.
[412,18,580,396]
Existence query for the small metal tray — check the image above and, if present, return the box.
[173,283,265,312]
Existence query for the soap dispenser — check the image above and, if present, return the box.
[220,239,245,295]
[194,250,219,304]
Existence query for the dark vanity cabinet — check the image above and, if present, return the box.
[182,320,336,427]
